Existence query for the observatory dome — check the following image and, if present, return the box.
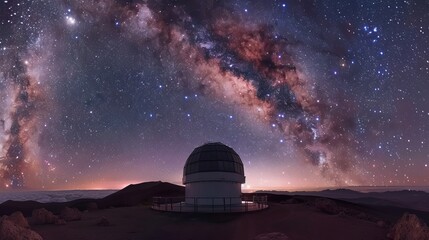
[182,142,245,205]
[183,142,244,176]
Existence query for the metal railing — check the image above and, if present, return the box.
[152,195,268,213]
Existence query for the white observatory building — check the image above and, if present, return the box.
[152,142,267,212]
[182,142,245,205]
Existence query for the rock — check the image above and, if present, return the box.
[357,212,368,220]
[337,210,347,218]
[0,218,43,240]
[388,213,429,240]
[314,198,341,215]
[86,202,98,211]
[32,208,58,225]
[377,220,387,228]
[96,217,111,226]
[7,211,29,228]
[253,232,289,240]
[54,219,67,225]
[60,207,82,222]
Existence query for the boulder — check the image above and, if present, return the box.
[337,210,347,218]
[0,218,43,240]
[60,207,82,222]
[377,220,387,228]
[389,213,429,240]
[253,232,289,240]
[96,217,111,226]
[54,219,67,225]
[357,212,368,220]
[7,211,29,228]
[32,208,58,225]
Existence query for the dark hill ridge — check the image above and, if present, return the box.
[0,181,184,216]
[98,181,184,208]
[256,188,429,212]
[320,188,365,195]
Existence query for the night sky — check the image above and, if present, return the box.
[0,0,427,190]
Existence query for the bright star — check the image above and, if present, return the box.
[66,16,76,25]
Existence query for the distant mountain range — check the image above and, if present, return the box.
[256,188,429,212]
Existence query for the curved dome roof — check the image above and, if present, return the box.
[183,142,244,176]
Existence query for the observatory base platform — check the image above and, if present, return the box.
[152,197,268,213]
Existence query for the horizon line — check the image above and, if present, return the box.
[1,182,429,193]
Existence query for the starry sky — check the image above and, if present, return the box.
[0,0,428,190]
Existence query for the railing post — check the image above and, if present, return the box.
[223,198,226,212]
[229,198,232,212]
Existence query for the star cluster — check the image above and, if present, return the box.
[0,0,427,190]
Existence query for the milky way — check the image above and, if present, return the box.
[0,0,427,189]
[0,33,52,188]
